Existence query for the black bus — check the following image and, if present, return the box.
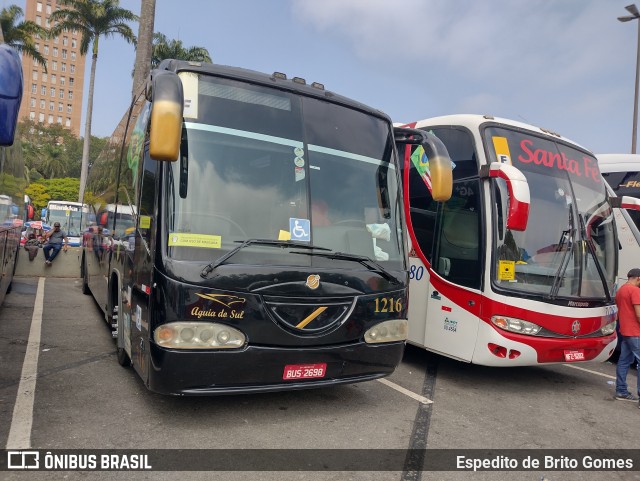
[82,60,452,395]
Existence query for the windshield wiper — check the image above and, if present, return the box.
[549,227,575,299]
[200,239,332,278]
[577,213,612,302]
[289,250,402,285]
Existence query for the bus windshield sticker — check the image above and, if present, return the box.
[179,72,199,119]
[295,166,305,182]
[411,145,432,192]
[294,157,304,167]
[294,146,304,157]
[289,218,311,242]
[278,230,291,241]
[168,233,222,248]
[498,260,516,281]
[492,136,512,164]
[139,215,151,229]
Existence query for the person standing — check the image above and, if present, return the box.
[43,222,69,265]
[614,268,640,406]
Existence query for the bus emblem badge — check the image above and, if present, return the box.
[306,275,320,290]
[571,320,581,335]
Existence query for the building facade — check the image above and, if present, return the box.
[18,0,86,137]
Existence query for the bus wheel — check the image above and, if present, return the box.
[81,257,90,295]
[117,345,131,367]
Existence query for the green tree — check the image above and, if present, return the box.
[49,0,137,204]
[150,32,211,70]
[25,183,50,212]
[42,177,80,201]
[40,143,67,179]
[25,178,81,212]
[0,5,48,69]
[17,119,82,179]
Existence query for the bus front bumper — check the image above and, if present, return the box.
[471,322,617,366]
[147,341,405,395]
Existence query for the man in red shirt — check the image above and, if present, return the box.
[615,268,640,406]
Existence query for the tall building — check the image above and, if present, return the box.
[18,0,86,137]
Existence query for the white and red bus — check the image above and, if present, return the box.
[398,115,624,366]
[597,154,640,285]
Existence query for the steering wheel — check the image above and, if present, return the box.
[334,219,367,227]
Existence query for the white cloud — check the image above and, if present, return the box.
[291,0,627,87]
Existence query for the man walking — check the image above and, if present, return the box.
[43,222,69,265]
[614,268,640,407]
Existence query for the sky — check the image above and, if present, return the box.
[6,0,640,154]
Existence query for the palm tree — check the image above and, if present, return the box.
[49,0,137,203]
[131,0,155,96]
[150,32,211,70]
[0,5,48,69]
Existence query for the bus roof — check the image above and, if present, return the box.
[596,154,640,173]
[154,59,391,124]
[402,114,589,152]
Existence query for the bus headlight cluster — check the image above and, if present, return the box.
[600,321,617,336]
[154,322,245,349]
[491,315,542,336]
[364,320,408,344]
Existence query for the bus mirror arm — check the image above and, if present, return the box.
[609,195,640,212]
[394,127,427,145]
[479,163,530,231]
[394,127,453,202]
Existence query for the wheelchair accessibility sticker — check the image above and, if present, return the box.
[289,218,311,242]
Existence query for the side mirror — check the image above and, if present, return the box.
[0,44,23,146]
[480,163,530,231]
[148,70,184,161]
[395,127,453,202]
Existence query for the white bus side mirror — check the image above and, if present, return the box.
[480,163,530,231]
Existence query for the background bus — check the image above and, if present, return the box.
[81,60,452,395]
[44,200,90,246]
[399,114,620,366]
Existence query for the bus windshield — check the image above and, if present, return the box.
[47,203,86,237]
[484,127,615,300]
[165,73,403,271]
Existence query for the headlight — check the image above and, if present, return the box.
[364,320,408,344]
[600,321,617,336]
[491,315,542,336]
[154,322,245,349]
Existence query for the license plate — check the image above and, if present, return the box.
[283,363,327,380]
[564,349,585,362]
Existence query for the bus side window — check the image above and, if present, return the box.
[139,145,156,247]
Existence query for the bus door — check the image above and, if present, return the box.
[127,144,156,383]
[404,127,484,361]
[423,178,483,361]
[406,176,484,361]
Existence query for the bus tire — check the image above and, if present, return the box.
[117,345,131,367]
